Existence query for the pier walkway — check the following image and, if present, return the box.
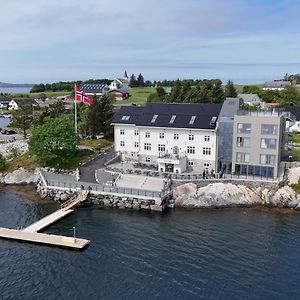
[0,190,90,250]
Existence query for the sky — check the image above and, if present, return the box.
[1,0,300,84]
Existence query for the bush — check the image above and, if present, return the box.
[0,154,7,171]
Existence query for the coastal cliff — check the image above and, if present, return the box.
[172,182,300,209]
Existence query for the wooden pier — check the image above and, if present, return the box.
[0,190,90,250]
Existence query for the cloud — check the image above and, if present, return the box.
[0,0,300,82]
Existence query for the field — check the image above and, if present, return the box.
[118,87,155,105]
[11,91,71,99]
[234,84,264,93]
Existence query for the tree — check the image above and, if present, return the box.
[48,100,65,118]
[129,74,137,88]
[84,94,114,138]
[169,79,182,102]
[156,86,166,100]
[11,105,34,138]
[210,79,225,103]
[279,86,300,107]
[224,80,237,97]
[137,73,145,87]
[29,115,78,168]
[242,85,261,94]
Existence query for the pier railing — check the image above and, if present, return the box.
[39,170,168,200]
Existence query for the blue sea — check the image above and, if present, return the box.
[0,187,300,300]
[0,87,32,94]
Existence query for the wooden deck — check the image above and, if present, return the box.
[22,209,74,233]
[0,227,89,249]
[0,190,90,250]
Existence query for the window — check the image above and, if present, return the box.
[260,154,276,165]
[120,141,125,147]
[261,124,278,135]
[187,146,195,154]
[203,147,211,155]
[236,152,250,163]
[204,163,210,167]
[204,136,210,142]
[188,161,194,166]
[151,114,158,123]
[121,115,130,121]
[174,133,179,140]
[189,116,196,125]
[189,134,194,141]
[144,143,151,151]
[237,137,251,147]
[120,129,124,135]
[170,115,176,124]
[158,144,166,152]
[145,157,151,163]
[261,138,277,149]
[134,142,139,148]
[237,123,251,134]
[159,132,164,139]
[134,130,139,136]
[145,132,150,138]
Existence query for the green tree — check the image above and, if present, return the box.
[86,94,114,138]
[29,115,78,168]
[242,85,261,94]
[279,86,300,107]
[11,105,34,138]
[147,93,162,103]
[137,73,145,87]
[129,74,137,88]
[169,79,182,102]
[224,80,237,97]
[210,79,225,103]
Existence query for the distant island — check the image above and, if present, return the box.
[0,82,34,88]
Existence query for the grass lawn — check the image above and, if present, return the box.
[79,139,113,151]
[117,87,155,105]
[292,133,300,144]
[234,84,264,93]
[6,152,41,172]
[12,91,71,99]
[292,147,300,161]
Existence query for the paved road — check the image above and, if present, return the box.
[79,147,115,183]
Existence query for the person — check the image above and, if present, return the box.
[202,170,206,179]
[211,169,215,178]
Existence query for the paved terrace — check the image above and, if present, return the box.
[40,170,166,201]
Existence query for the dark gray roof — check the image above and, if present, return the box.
[219,98,244,118]
[264,81,291,88]
[284,106,300,121]
[112,103,222,129]
[82,84,110,94]
[13,98,38,105]
[0,98,12,104]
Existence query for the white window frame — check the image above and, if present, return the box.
[204,135,210,142]
[120,129,125,135]
[120,141,125,147]
[189,134,194,141]
[187,146,195,154]
[145,132,150,138]
[203,147,211,155]
[174,133,179,140]
[144,143,151,151]
[159,132,164,139]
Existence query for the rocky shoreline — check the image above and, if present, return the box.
[2,167,300,211]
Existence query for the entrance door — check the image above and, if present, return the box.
[165,163,174,173]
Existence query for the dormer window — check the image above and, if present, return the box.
[189,116,196,125]
[170,115,176,124]
[151,114,158,123]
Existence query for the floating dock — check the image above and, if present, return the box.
[0,227,89,249]
[0,190,90,250]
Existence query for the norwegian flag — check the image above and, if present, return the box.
[75,87,93,105]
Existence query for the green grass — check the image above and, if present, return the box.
[292,147,300,161]
[290,182,300,194]
[292,133,300,144]
[79,139,113,151]
[6,152,41,172]
[234,84,264,93]
[12,91,71,99]
[60,149,96,170]
[117,87,156,105]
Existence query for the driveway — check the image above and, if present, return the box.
[79,147,115,183]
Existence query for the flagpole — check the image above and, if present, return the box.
[74,84,78,134]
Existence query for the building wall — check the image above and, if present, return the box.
[114,124,218,172]
[232,114,284,177]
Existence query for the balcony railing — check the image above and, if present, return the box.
[158,151,187,160]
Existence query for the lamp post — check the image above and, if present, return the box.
[73,226,76,242]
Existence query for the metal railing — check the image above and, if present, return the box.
[45,180,166,199]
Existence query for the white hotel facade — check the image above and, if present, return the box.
[112,103,222,174]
